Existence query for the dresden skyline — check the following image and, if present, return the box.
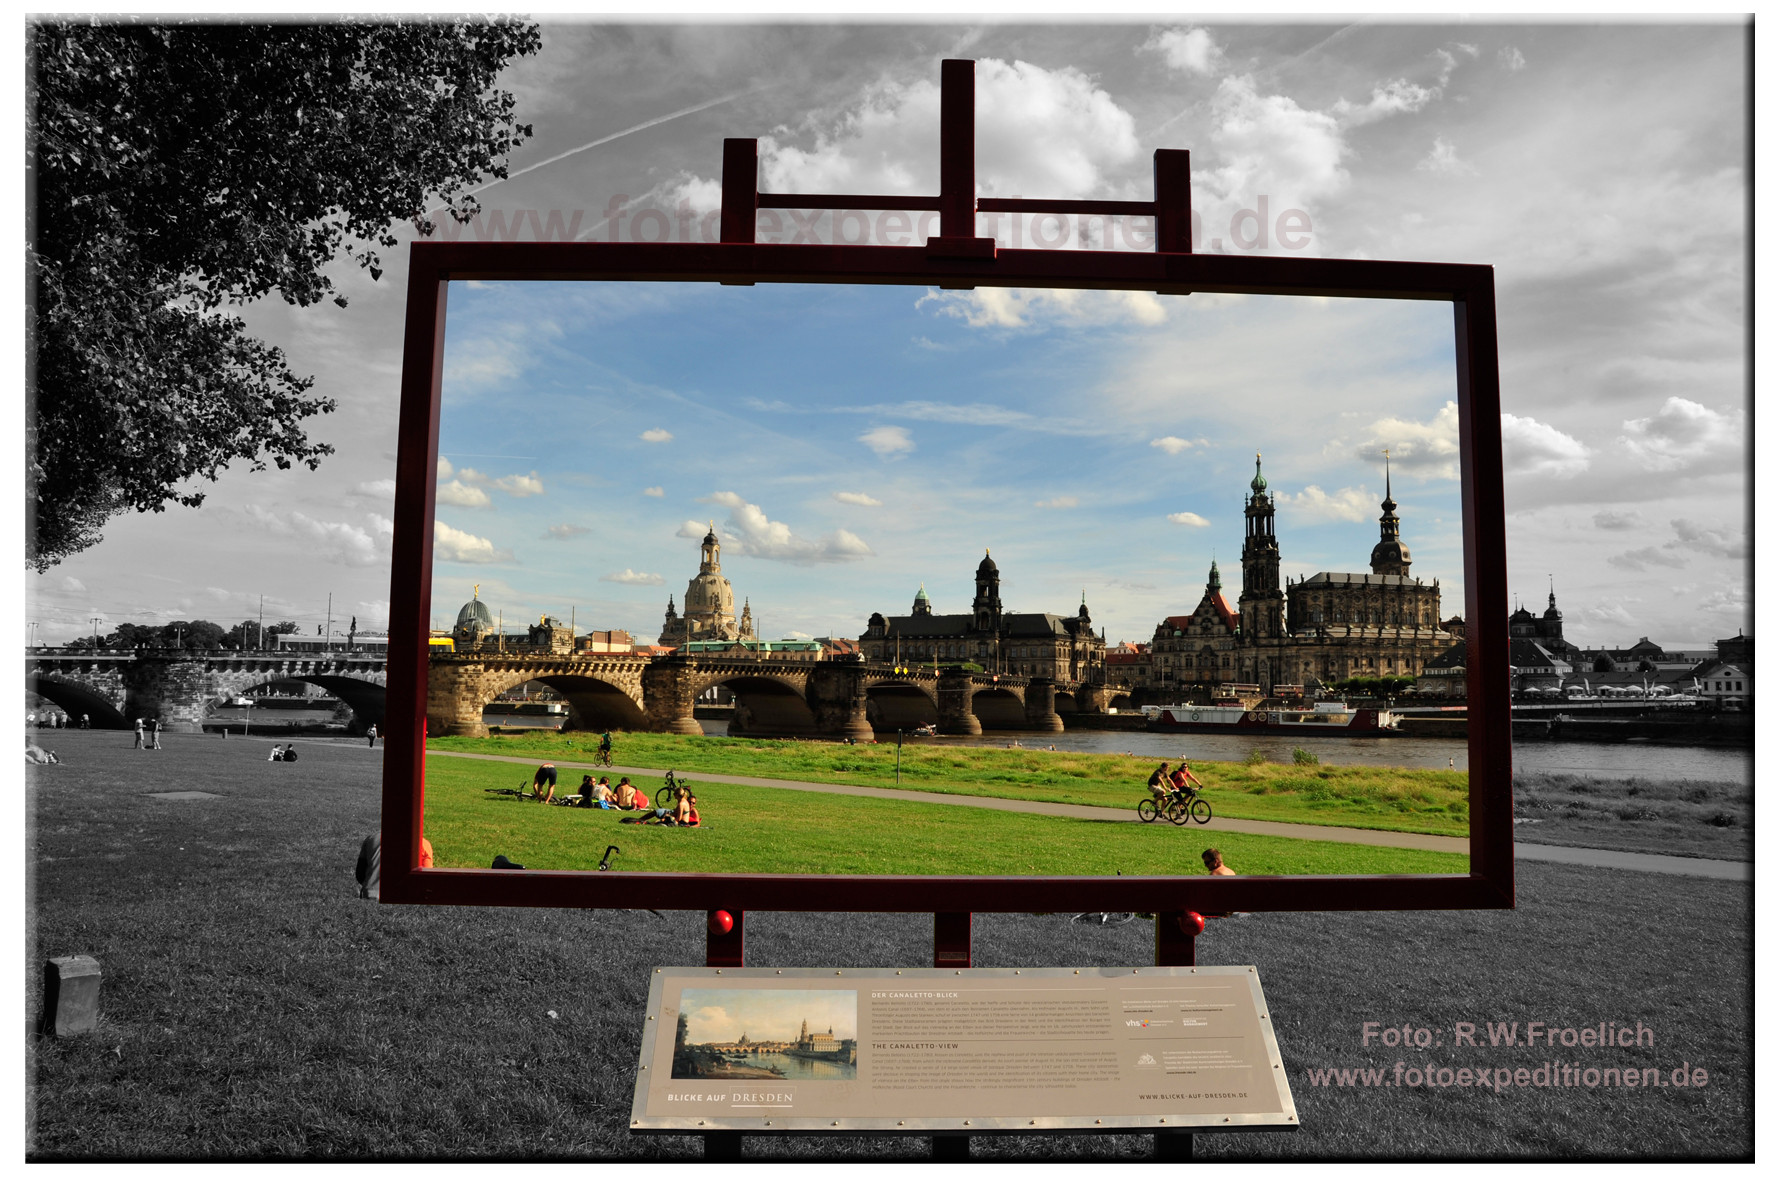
[24,19,1750,652]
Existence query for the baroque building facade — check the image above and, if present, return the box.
[860,552,1106,682]
[1151,455,1458,696]
[658,524,758,648]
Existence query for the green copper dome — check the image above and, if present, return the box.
[1250,453,1268,494]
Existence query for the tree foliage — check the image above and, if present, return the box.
[27,19,541,569]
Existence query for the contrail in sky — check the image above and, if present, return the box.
[456,86,764,203]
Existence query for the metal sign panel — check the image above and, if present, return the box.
[630,966,1297,1135]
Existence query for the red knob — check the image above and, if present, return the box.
[708,910,734,935]
[1179,911,1205,937]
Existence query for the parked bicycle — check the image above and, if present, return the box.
[656,769,690,807]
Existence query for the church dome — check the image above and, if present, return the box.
[456,595,494,630]
[976,550,998,575]
[1250,454,1268,494]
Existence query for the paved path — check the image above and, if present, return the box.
[427,749,1746,878]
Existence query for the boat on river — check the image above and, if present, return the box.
[1142,701,1399,736]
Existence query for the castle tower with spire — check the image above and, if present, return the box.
[1240,454,1286,648]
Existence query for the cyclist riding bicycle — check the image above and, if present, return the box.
[597,731,614,764]
[1169,761,1203,802]
[1146,761,1173,802]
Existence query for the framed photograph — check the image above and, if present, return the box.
[378,218,1510,914]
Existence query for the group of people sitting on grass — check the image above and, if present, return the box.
[526,763,699,826]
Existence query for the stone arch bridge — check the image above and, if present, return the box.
[25,650,388,733]
[428,652,1133,740]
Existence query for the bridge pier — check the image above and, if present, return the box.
[642,660,704,735]
[808,662,874,743]
[937,667,983,735]
[1023,677,1064,733]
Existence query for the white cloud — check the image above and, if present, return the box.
[455,467,490,486]
[1498,46,1526,72]
[433,520,512,564]
[921,287,1168,330]
[755,57,1138,215]
[242,506,388,567]
[543,524,589,540]
[1669,518,1747,559]
[1418,137,1476,176]
[1202,75,1348,228]
[1272,485,1377,524]
[834,491,882,507]
[1146,27,1223,75]
[1168,512,1210,528]
[1593,510,1645,531]
[436,480,492,508]
[353,478,397,501]
[643,486,665,498]
[436,456,455,480]
[61,576,85,592]
[1618,397,1744,473]
[846,398,1035,427]
[1355,401,1465,479]
[696,491,874,565]
[1036,496,1079,509]
[494,471,545,498]
[641,428,674,443]
[1502,413,1592,479]
[601,569,665,586]
[1608,546,1686,572]
[859,426,914,456]
[1333,79,1440,128]
[1150,436,1197,455]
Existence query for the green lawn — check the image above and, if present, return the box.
[25,731,1750,1160]
[422,756,1468,876]
[428,732,1475,836]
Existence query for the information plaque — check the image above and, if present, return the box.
[630,966,1297,1135]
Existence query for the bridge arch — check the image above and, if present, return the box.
[490,672,649,732]
[27,674,128,729]
[690,670,816,737]
[862,677,940,730]
[970,686,1029,730]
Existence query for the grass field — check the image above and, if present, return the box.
[26,731,1750,1160]
[429,731,1476,836]
[422,756,1470,876]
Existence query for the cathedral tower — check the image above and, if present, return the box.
[1369,451,1412,577]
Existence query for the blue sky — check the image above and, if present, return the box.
[434,280,1464,646]
[26,19,1750,650]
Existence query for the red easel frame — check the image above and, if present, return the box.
[379,60,1512,927]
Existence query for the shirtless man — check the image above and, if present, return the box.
[1201,848,1235,876]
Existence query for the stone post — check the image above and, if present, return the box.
[642,659,704,735]
[1024,677,1064,732]
[937,667,982,735]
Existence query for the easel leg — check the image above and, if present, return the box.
[933,912,972,1160]
[705,910,745,1160]
[1153,911,1203,1161]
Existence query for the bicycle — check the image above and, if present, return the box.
[595,746,614,768]
[656,769,689,807]
[1136,789,1213,826]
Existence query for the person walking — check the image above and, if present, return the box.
[133,718,145,749]
[149,718,162,749]
[366,723,378,749]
